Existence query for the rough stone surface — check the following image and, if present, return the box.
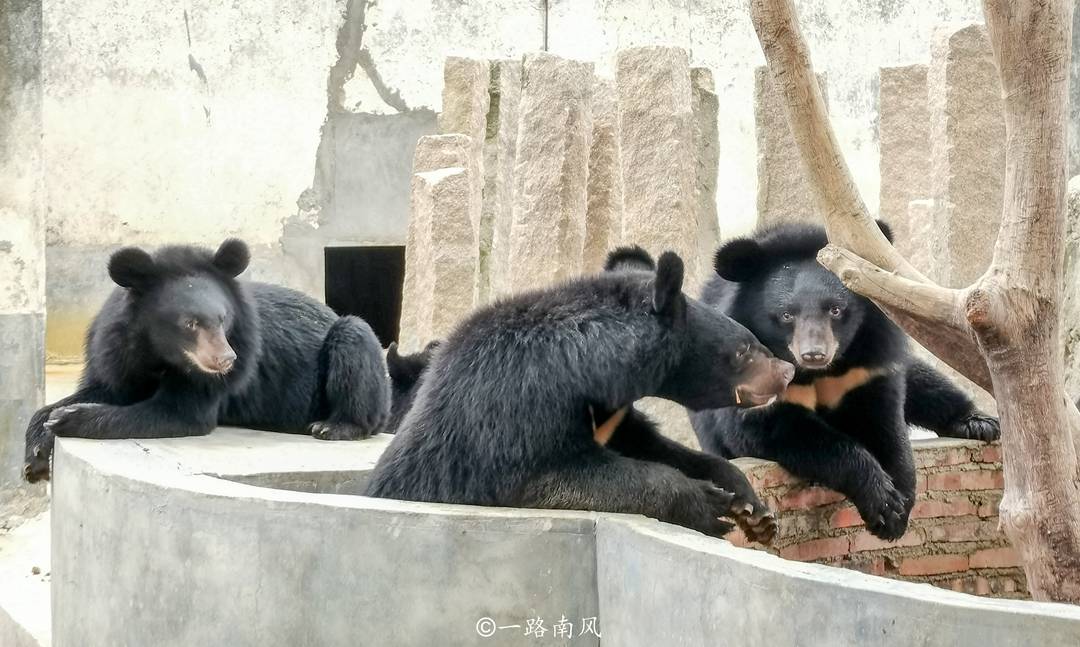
[691,67,720,288]
[617,46,698,286]
[504,53,593,295]
[879,65,930,258]
[437,57,491,153]
[907,199,937,278]
[583,78,624,273]
[482,60,522,300]
[755,66,828,228]
[0,0,47,509]
[928,23,1006,288]
[398,134,481,352]
[399,166,478,353]
[1063,176,1080,397]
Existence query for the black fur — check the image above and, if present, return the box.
[24,240,390,482]
[691,222,997,541]
[385,340,441,433]
[367,249,795,543]
[603,244,656,273]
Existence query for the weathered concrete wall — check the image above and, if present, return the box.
[52,432,599,647]
[33,0,1080,360]
[0,0,48,513]
[40,0,543,359]
[48,430,1080,647]
[597,519,1080,647]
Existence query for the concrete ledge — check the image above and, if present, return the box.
[50,429,1080,647]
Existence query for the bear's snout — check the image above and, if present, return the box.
[186,326,237,375]
[734,357,794,407]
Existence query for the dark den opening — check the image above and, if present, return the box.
[324,246,405,347]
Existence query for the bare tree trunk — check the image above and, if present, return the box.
[749,0,1080,602]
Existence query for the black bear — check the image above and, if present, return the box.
[690,222,999,540]
[385,340,440,433]
[24,239,390,482]
[367,248,795,543]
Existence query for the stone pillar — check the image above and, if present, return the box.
[617,46,697,283]
[906,199,937,278]
[402,167,477,352]
[437,58,491,152]
[437,57,490,301]
[755,66,828,228]
[583,78,624,273]
[398,135,480,352]
[692,67,720,288]
[483,60,522,300]
[504,53,593,295]
[879,65,930,258]
[0,0,47,508]
[1062,176,1080,397]
[928,23,1006,288]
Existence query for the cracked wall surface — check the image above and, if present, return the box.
[0,0,47,513]
[30,0,1080,360]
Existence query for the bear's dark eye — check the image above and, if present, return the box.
[780,312,794,323]
[185,319,198,330]
[829,306,843,318]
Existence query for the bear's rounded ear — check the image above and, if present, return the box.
[213,239,250,277]
[108,247,157,289]
[876,220,894,244]
[652,251,684,315]
[713,238,763,282]
[604,245,655,273]
[386,342,406,381]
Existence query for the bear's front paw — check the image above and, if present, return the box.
[951,413,1000,442]
[23,440,53,483]
[308,420,378,441]
[730,501,778,545]
[44,403,105,437]
[855,475,910,541]
[689,481,738,538]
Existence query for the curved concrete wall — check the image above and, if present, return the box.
[52,430,1080,647]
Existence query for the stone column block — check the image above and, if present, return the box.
[617,46,697,285]
[928,23,1006,288]
[504,53,593,295]
[401,167,478,352]
[879,64,930,258]
[755,66,828,228]
[692,67,720,290]
[583,78,624,273]
[483,60,522,300]
[399,134,481,352]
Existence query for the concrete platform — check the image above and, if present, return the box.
[35,428,1080,646]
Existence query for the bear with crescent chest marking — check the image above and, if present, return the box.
[367,248,795,543]
[23,239,391,482]
[690,221,999,540]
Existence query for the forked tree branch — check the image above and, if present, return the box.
[748,0,994,393]
[818,246,965,327]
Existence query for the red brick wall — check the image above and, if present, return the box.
[728,439,1027,599]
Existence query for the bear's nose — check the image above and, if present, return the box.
[801,351,827,364]
[215,350,237,373]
